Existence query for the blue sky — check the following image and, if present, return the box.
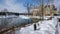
[0,0,60,13]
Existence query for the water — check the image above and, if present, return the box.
[0,16,33,30]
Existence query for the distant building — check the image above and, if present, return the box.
[32,4,57,16]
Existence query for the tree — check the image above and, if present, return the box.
[23,0,40,24]
[23,0,33,24]
[23,0,40,30]
[47,0,54,5]
[23,0,40,15]
[23,0,32,15]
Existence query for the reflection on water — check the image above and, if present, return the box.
[0,16,33,34]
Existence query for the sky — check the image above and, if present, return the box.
[54,0,60,8]
[0,0,60,13]
[0,0,27,13]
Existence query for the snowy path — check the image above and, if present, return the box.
[14,17,58,34]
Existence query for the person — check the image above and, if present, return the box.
[34,23,36,30]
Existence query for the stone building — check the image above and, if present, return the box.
[32,4,57,16]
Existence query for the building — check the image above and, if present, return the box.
[32,4,57,16]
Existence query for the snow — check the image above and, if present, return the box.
[19,16,51,20]
[19,15,30,19]
[15,17,58,34]
[0,15,18,18]
[0,15,59,34]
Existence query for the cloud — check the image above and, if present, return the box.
[0,0,60,13]
[0,0,27,13]
[54,0,60,8]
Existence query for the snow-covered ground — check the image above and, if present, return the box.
[0,15,60,34]
[13,16,59,34]
[19,15,51,20]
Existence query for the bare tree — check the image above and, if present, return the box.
[23,0,33,15]
[23,0,40,15]
[23,0,33,24]
[23,0,40,30]
[47,0,54,5]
